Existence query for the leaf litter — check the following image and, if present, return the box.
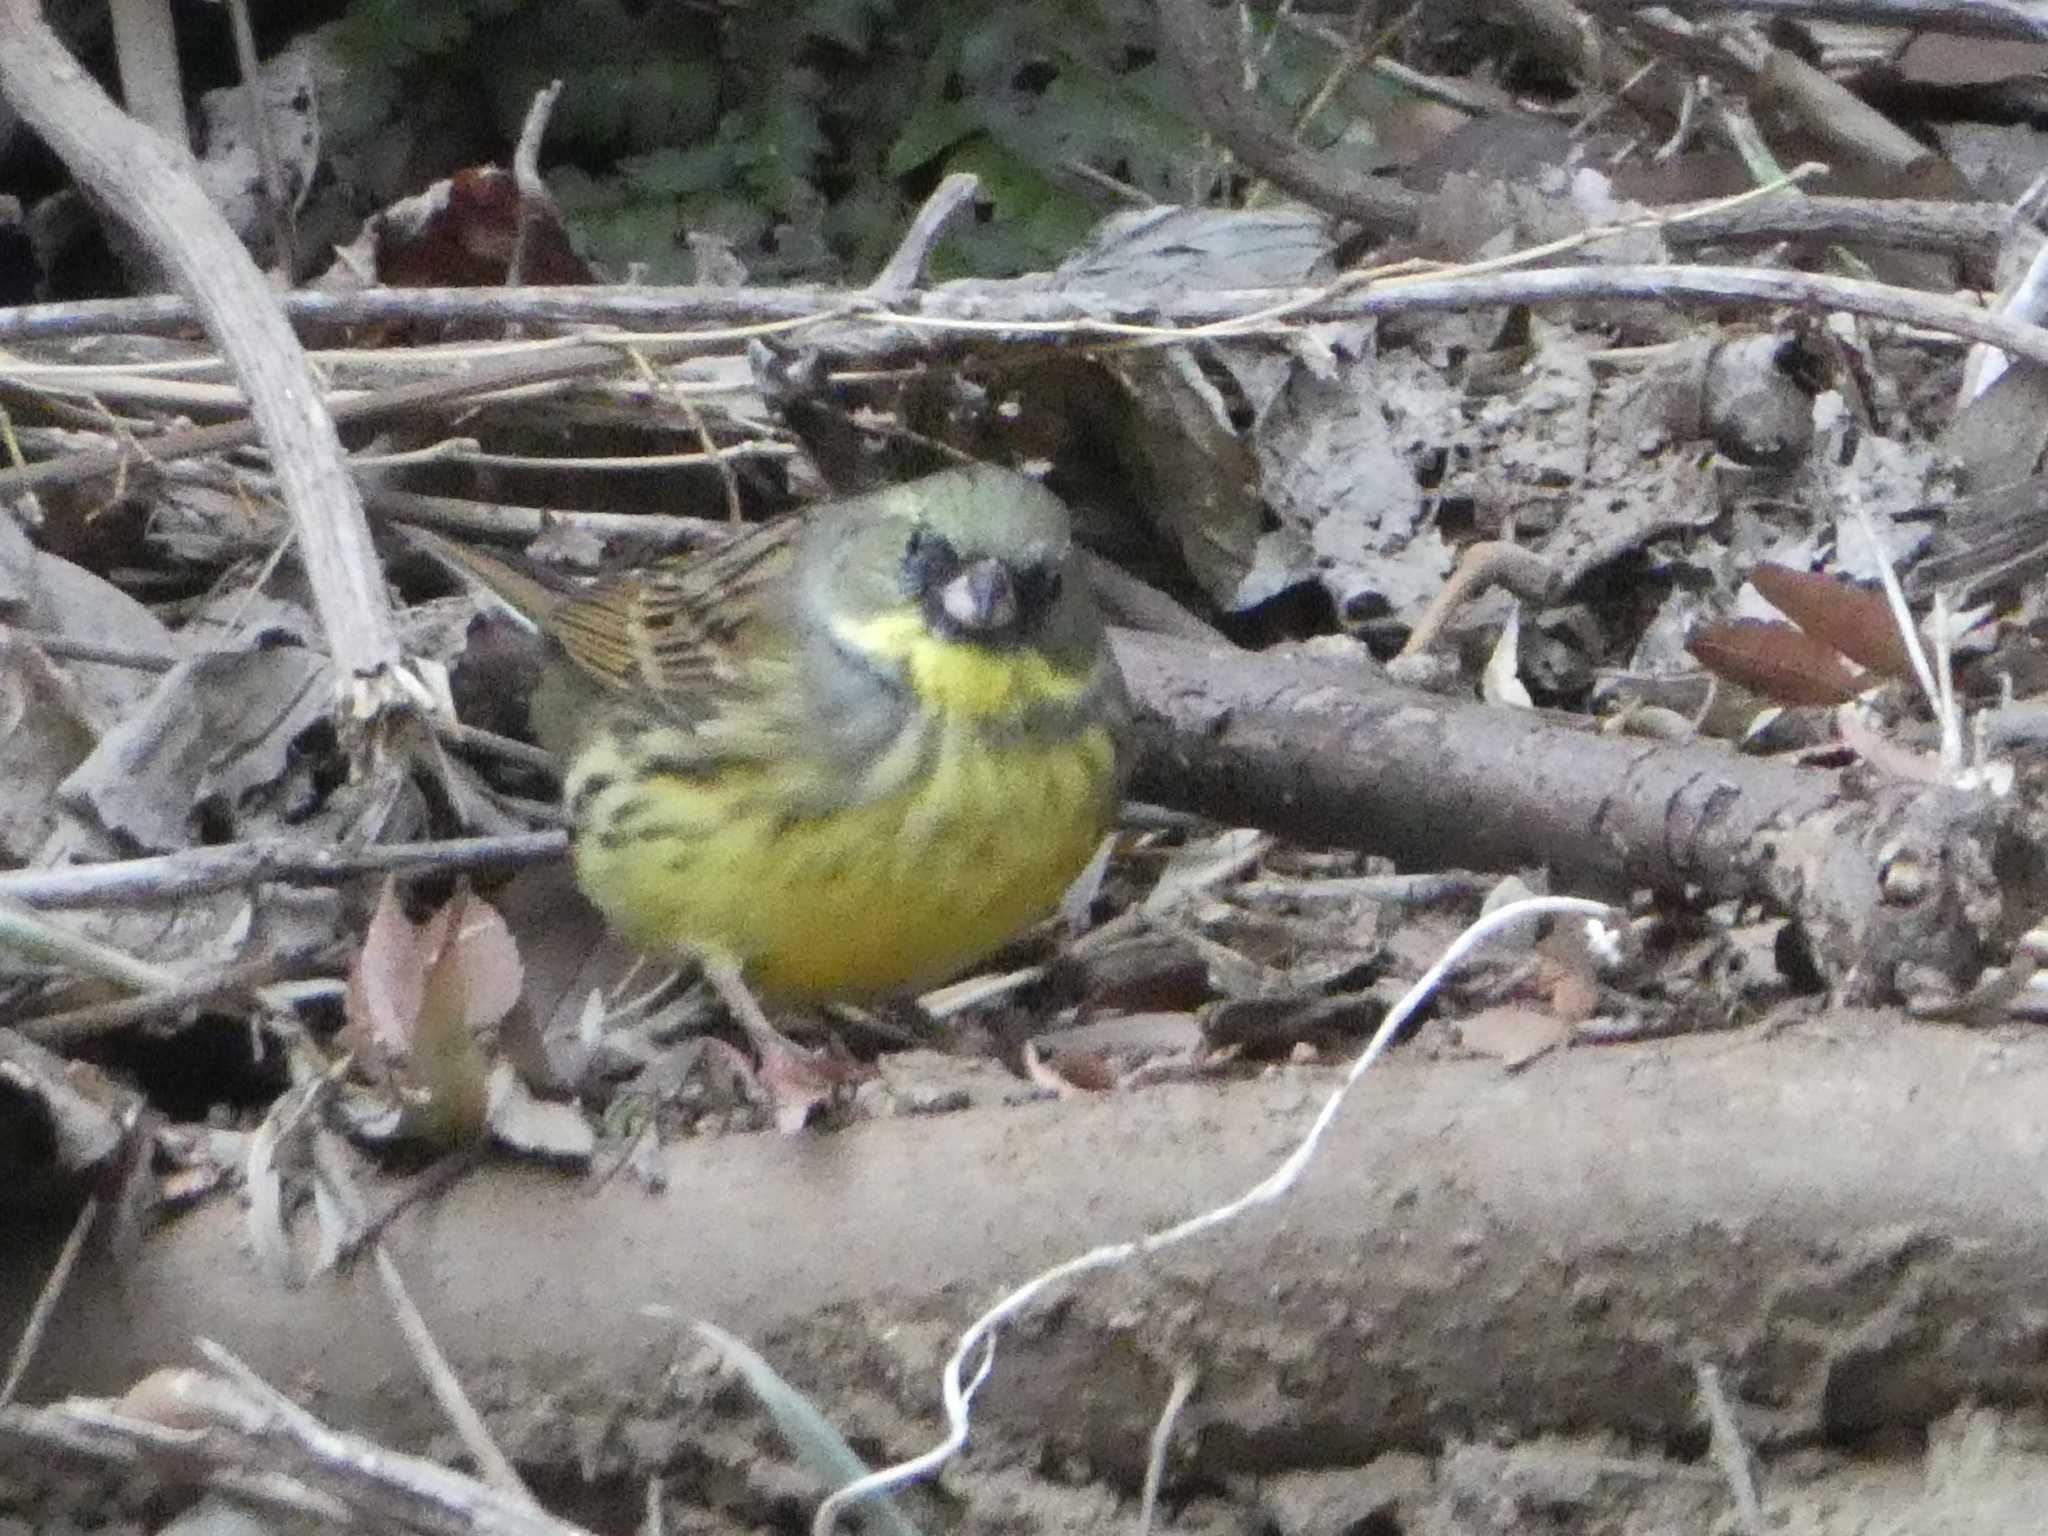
[15,15,2048,1527]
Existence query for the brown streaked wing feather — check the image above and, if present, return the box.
[547,516,801,719]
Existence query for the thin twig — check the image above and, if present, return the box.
[0,896,177,988]
[21,953,331,1048]
[1624,0,2048,41]
[0,832,566,910]
[0,317,845,498]
[1136,1363,1198,1536]
[1694,1360,1765,1535]
[868,172,981,296]
[0,0,402,688]
[223,0,296,276]
[367,487,730,550]
[0,1194,98,1409]
[375,1244,540,1505]
[507,81,565,291]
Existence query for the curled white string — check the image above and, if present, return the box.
[812,893,1621,1536]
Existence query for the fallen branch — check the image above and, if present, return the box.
[1115,630,2015,1003]
[1625,0,2048,39]
[0,628,2016,1005]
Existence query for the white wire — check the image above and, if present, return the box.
[811,893,1621,1536]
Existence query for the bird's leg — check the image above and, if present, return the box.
[703,956,862,1131]
[702,956,811,1061]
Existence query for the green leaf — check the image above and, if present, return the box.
[935,136,1095,278]
[695,1322,925,1536]
[885,95,981,180]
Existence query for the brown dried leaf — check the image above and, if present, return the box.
[362,166,594,289]
[342,881,504,1144]
[1749,563,1912,680]
[1022,1040,1117,1097]
[343,880,428,1076]
[1685,618,1862,706]
[442,889,523,1030]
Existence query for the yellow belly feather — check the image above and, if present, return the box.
[570,616,1120,1002]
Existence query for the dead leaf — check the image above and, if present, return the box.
[0,521,180,734]
[1685,617,1863,706]
[1022,1039,1116,1097]
[0,635,99,863]
[1749,563,1911,680]
[324,165,594,291]
[485,1062,594,1165]
[342,883,521,1145]
[1481,606,1534,708]
[57,648,334,852]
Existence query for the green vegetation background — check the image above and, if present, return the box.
[326,0,1391,281]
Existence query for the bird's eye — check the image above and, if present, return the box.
[900,526,960,596]
[1015,563,1062,618]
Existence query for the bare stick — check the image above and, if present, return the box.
[0,1194,98,1409]
[1,256,2041,371]
[103,0,185,149]
[375,1245,539,1506]
[0,832,565,910]
[1153,0,1420,233]
[21,953,327,1048]
[5,259,2048,506]
[1114,628,2004,1003]
[0,326,817,498]
[223,0,295,275]
[47,1341,605,1536]
[1626,0,2048,39]
[1136,1363,1198,1536]
[507,81,564,290]
[368,487,728,550]
[868,172,981,297]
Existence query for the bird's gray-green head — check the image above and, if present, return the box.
[799,465,1102,666]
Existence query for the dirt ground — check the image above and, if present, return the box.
[10,1012,2048,1533]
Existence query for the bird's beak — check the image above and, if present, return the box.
[938,558,1018,634]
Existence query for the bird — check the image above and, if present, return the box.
[424,464,1129,1063]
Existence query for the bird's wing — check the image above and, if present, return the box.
[546,515,802,723]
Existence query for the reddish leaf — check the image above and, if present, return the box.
[1749,563,1913,681]
[342,881,520,1144]
[1022,1040,1117,1096]
[1686,618,1862,705]
[371,166,595,288]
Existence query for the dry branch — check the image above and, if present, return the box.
[1152,0,1421,234]
[1632,0,2048,38]
[1116,630,2015,1003]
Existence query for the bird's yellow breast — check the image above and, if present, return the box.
[572,720,1118,1000]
